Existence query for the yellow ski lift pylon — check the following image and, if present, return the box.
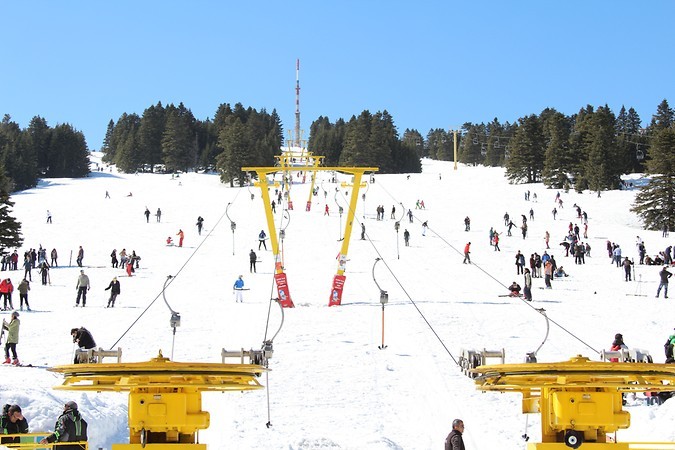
[49,351,268,449]
[242,164,377,307]
[471,355,675,449]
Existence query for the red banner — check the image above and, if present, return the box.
[274,272,294,308]
[329,274,347,306]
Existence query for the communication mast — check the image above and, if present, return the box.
[294,58,301,148]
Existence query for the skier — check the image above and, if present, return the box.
[622,257,633,282]
[463,242,471,264]
[38,260,50,285]
[657,266,672,298]
[156,208,162,222]
[39,401,88,449]
[422,221,428,236]
[271,200,276,213]
[493,232,500,251]
[390,205,396,219]
[105,190,110,199]
[46,210,52,224]
[552,207,557,220]
[464,216,470,231]
[403,229,410,246]
[176,229,184,247]
[196,216,204,235]
[249,249,257,273]
[50,248,58,267]
[110,249,118,268]
[76,246,84,267]
[17,278,30,311]
[0,278,14,311]
[361,223,366,240]
[75,270,90,307]
[324,204,330,216]
[22,255,31,282]
[71,327,96,363]
[408,209,413,223]
[529,208,534,221]
[0,404,29,445]
[258,230,267,250]
[233,275,245,303]
[503,212,510,227]
[508,281,521,297]
[2,311,20,365]
[144,207,150,223]
[104,277,121,308]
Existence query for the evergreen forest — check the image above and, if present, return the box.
[1,99,675,233]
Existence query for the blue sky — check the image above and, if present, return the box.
[1,1,673,150]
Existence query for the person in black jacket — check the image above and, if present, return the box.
[40,401,88,450]
[249,250,257,273]
[445,419,466,450]
[104,277,121,308]
[71,327,96,364]
[0,404,29,444]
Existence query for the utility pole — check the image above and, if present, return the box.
[294,59,301,148]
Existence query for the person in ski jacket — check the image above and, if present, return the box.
[17,279,30,311]
[196,216,204,235]
[39,260,50,285]
[523,268,532,301]
[0,278,14,310]
[403,229,410,246]
[3,311,20,365]
[508,281,521,296]
[22,255,32,282]
[610,333,628,362]
[71,327,96,363]
[233,275,245,303]
[0,404,29,444]
[104,277,121,308]
[657,266,672,298]
[176,229,184,247]
[144,207,150,223]
[445,419,466,450]
[76,246,84,267]
[156,208,162,222]
[622,257,633,282]
[75,270,90,307]
[463,242,471,264]
[258,230,267,250]
[40,401,88,450]
[249,250,257,273]
[665,331,675,363]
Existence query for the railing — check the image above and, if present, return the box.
[0,433,88,449]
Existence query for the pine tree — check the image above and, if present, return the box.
[139,102,166,167]
[541,109,573,188]
[162,103,195,172]
[216,117,249,186]
[101,119,116,163]
[505,115,545,183]
[340,111,372,167]
[0,162,23,253]
[631,126,675,230]
[47,124,90,177]
[583,105,621,194]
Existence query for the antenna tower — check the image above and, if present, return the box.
[294,59,301,148]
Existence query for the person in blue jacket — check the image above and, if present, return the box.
[233,275,245,302]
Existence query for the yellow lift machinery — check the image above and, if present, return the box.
[243,158,377,307]
[471,355,675,449]
[45,350,269,449]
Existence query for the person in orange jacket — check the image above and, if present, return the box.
[176,229,184,247]
[463,243,471,264]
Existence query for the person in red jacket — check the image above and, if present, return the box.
[610,333,627,362]
[463,242,471,264]
[176,229,184,247]
[0,279,14,311]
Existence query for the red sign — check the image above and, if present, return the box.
[328,274,347,306]
[274,272,294,308]
[306,201,312,211]
[288,200,294,210]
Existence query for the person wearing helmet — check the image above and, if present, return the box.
[610,333,627,362]
[40,401,88,450]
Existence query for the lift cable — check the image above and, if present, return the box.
[108,187,243,350]
[374,180,600,356]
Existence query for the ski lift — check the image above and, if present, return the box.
[636,145,645,161]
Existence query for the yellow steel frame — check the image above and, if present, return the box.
[242,165,377,303]
[48,352,267,449]
[472,355,675,449]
